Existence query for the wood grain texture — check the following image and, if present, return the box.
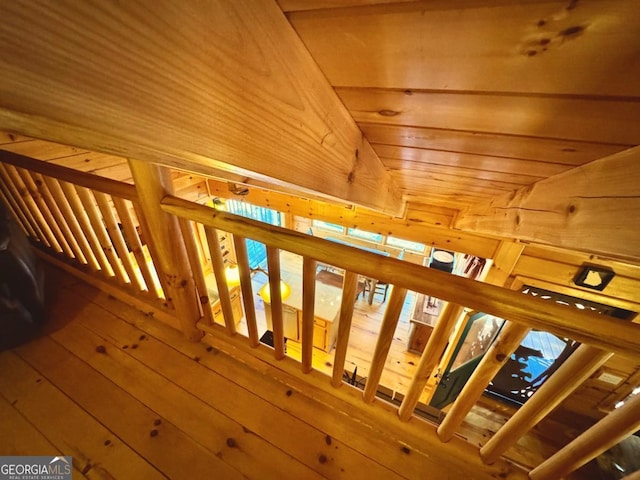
[289,1,640,97]
[456,146,640,262]
[361,123,629,165]
[0,1,401,215]
[337,88,640,145]
[0,351,166,479]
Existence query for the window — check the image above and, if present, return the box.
[386,236,425,253]
[347,227,383,243]
[312,220,344,234]
[225,200,281,268]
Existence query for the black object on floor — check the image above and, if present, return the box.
[0,204,46,350]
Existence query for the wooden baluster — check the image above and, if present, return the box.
[44,177,100,272]
[0,163,50,247]
[481,344,613,464]
[113,198,159,296]
[530,392,640,480]
[301,257,317,373]
[75,186,122,281]
[178,218,215,325]
[363,286,408,403]
[16,168,70,256]
[132,201,173,301]
[398,303,466,421]
[8,165,62,251]
[266,246,285,360]
[204,226,236,336]
[437,322,531,442]
[0,179,33,237]
[33,173,87,264]
[59,180,114,277]
[128,159,202,340]
[95,191,141,289]
[331,271,359,387]
[233,235,259,347]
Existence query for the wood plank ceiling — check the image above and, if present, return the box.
[281,0,639,209]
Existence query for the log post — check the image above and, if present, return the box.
[128,159,202,341]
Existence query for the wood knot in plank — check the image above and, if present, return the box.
[318,454,328,464]
[95,345,107,354]
[226,438,237,448]
[150,429,159,437]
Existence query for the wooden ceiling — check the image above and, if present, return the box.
[0,1,639,261]
[281,0,639,208]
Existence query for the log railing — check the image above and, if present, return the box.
[2,151,639,479]
[0,151,168,318]
[161,194,640,480]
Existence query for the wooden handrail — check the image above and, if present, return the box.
[0,149,138,201]
[529,391,640,480]
[160,195,640,359]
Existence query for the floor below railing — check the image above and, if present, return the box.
[0,263,532,479]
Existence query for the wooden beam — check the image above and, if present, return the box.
[206,178,500,259]
[128,160,202,341]
[529,392,640,480]
[161,195,640,359]
[0,1,401,215]
[480,345,613,464]
[455,146,640,262]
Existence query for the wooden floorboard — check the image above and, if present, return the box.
[0,351,165,479]
[0,265,531,479]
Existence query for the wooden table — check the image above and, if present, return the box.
[262,252,343,352]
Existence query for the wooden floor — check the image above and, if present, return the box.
[0,264,534,480]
